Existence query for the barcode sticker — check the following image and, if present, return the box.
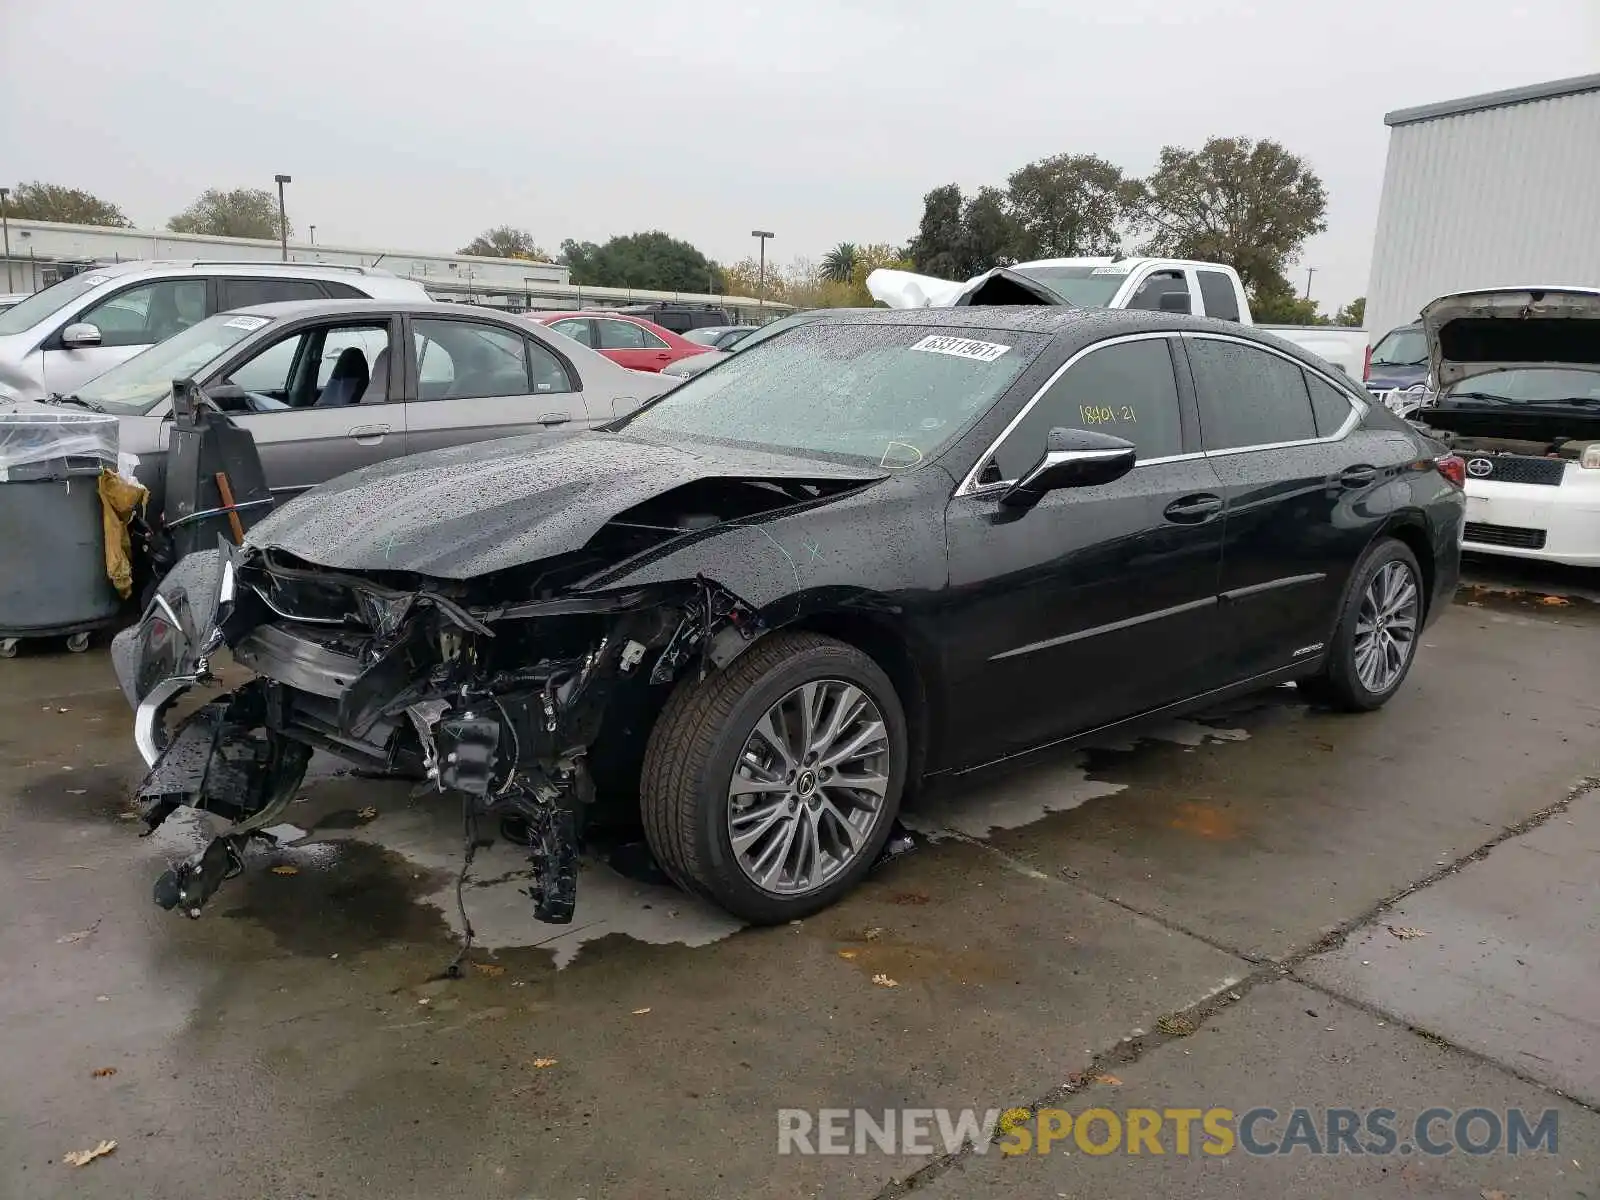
[909,335,1011,363]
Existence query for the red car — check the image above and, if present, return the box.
[529,311,712,373]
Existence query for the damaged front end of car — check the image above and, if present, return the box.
[114,534,762,925]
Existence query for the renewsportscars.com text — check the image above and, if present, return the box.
[777,1106,1560,1157]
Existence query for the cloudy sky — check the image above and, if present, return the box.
[2,0,1595,312]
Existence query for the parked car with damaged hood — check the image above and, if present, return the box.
[113,305,1463,929]
[1410,286,1600,567]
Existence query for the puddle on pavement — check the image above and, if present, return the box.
[903,716,1253,841]
[1454,582,1600,619]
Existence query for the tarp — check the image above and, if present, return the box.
[0,399,119,480]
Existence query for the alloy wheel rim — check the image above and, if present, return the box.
[1353,560,1419,694]
[727,679,891,896]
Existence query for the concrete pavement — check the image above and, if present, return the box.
[1,573,1596,1199]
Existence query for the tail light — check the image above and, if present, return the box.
[1434,454,1466,487]
[1363,344,1372,383]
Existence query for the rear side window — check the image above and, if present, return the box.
[550,318,593,347]
[1125,270,1191,314]
[1306,372,1357,436]
[221,278,327,308]
[1186,337,1317,450]
[992,338,1183,479]
[1197,271,1241,322]
[321,281,365,300]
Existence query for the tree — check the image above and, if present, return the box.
[559,231,724,293]
[168,188,289,240]
[1005,153,1134,260]
[907,184,966,277]
[1333,296,1366,327]
[458,225,551,261]
[820,242,858,284]
[3,181,132,227]
[722,256,786,301]
[956,186,1019,277]
[1131,136,1327,293]
[1249,277,1329,325]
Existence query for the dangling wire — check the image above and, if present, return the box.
[441,803,480,979]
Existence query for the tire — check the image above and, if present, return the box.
[639,631,908,924]
[1298,537,1425,712]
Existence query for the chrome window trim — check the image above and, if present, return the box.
[1180,331,1366,453]
[955,331,1182,496]
[955,329,1372,498]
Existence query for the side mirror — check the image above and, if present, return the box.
[61,322,103,348]
[1157,292,1191,314]
[1000,427,1137,509]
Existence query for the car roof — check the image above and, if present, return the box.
[54,258,409,280]
[223,298,539,321]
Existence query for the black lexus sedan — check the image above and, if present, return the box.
[114,306,1466,927]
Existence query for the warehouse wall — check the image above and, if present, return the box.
[1365,85,1600,344]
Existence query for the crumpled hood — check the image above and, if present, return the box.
[244,429,884,579]
[866,266,1066,309]
[1421,286,1600,389]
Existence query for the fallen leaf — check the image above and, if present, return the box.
[1481,1190,1508,1200]
[531,1057,558,1068]
[871,974,899,988]
[57,707,70,714]
[1156,1013,1196,1036]
[1387,925,1429,940]
[889,891,929,906]
[90,1067,118,1079]
[862,926,883,941]
[66,788,87,795]
[631,1007,651,1015]
[358,806,379,819]
[63,1140,116,1167]
[116,811,141,821]
[1091,1073,1123,1086]
[473,962,505,977]
[1539,595,1571,606]
[56,926,97,944]
[269,865,299,876]
[996,1108,1032,1135]
[837,949,860,960]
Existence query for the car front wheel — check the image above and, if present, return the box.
[640,631,907,923]
[1299,537,1424,711]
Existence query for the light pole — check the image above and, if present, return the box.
[751,229,774,314]
[1303,266,1316,302]
[309,224,316,246]
[0,187,12,291]
[273,174,292,260]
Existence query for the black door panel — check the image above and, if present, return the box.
[942,456,1228,765]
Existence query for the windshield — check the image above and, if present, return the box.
[1009,264,1126,306]
[1442,368,1600,407]
[0,273,112,336]
[624,322,1043,468]
[1371,326,1427,366]
[682,327,730,346]
[75,312,271,413]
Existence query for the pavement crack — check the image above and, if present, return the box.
[871,775,1600,1197]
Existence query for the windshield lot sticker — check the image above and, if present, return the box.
[1090,263,1134,275]
[223,315,270,331]
[909,335,1010,363]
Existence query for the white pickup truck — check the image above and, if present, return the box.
[867,257,1370,382]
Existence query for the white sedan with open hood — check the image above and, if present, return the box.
[1412,287,1600,567]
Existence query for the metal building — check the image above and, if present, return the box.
[1365,72,1600,344]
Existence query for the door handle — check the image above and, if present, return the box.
[1163,493,1224,523]
[656,352,672,361]
[346,423,390,444]
[535,413,570,426]
[1335,465,1379,489]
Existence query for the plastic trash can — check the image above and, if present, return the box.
[0,402,123,656]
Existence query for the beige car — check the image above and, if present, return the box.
[65,298,675,507]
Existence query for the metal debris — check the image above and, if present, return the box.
[631,1007,651,1015]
